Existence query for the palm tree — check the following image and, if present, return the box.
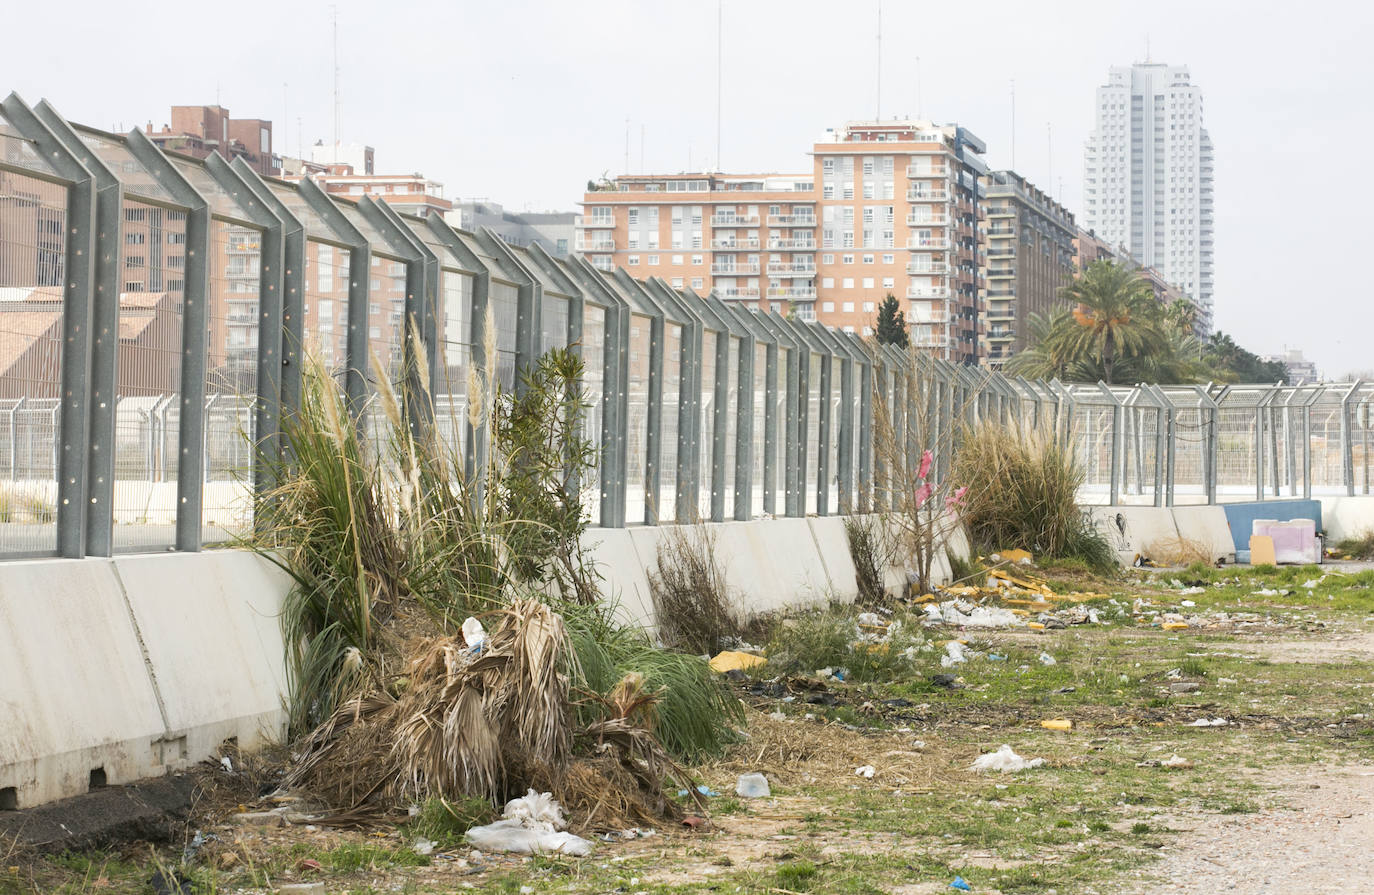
[1164,299,1200,336]
[1005,309,1075,380]
[1057,261,1165,385]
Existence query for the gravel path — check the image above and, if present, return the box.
[1126,764,1374,893]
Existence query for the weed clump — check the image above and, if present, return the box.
[648,523,739,655]
[844,515,895,605]
[1334,530,1374,560]
[764,604,927,683]
[951,421,1115,572]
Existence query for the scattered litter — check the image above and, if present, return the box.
[597,828,656,842]
[929,673,964,689]
[971,744,1045,773]
[1189,718,1228,727]
[1040,719,1073,731]
[949,876,973,891]
[1037,652,1057,666]
[736,772,771,798]
[1161,754,1194,769]
[461,616,485,651]
[677,785,719,798]
[855,765,876,778]
[988,654,1007,662]
[709,650,767,674]
[219,756,233,773]
[768,711,787,722]
[465,790,593,856]
[1169,682,1201,694]
[1180,599,1197,608]
[941,641,970,667]
[681,815,708,830]
[412,838,436,856]
[1178,587,1206,596]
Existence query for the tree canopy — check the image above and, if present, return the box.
[874,293,909,348]
[1007,260,1285,385]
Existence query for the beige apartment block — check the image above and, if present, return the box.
[579,119,988,362]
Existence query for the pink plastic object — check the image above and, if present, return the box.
[1251,519,1319,564]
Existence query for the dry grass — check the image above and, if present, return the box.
[1143,535,1217,567]
[706,708,955,792]
[648,523,739,654]
[951,419,1116,571]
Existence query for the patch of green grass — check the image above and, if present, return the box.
[776,859,819,890]
[403,796,493,848]
[314,842,429,873]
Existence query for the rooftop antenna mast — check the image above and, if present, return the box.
[875,0,882,119]
[915,56,923,120]
[715,0,722,169]
[1010,79,1015,169]
[332,5,340,164]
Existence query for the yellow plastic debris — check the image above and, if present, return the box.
[1041,719,1073,731]
[1161,622,1189,631]
[998,548,1033,564]
[1027,622,1046,630]
[709,650,767,673]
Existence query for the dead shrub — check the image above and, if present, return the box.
[1144,535,1216,567]
[648,523,738,654]
[844,515,895,605]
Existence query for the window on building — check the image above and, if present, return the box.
[822,301,835,312]
[862,301,875,312]
[842,278,854,289]
[628,255,639,265]
[842,301,855,312]
[672,254,684,265]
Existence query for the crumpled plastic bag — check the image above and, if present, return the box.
[465,789,592,856]
[970,744,1045,773]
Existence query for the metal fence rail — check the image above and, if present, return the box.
[0,91,1369,559]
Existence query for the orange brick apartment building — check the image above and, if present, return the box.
[579,120,989,363]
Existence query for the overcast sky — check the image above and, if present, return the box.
[7,0,1372,376]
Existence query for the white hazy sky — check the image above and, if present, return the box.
[7,0,1373,376]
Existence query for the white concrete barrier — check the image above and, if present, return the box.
[113,552,291,766]
[1170,506,1236,564]
[0,560,170,809]
[1318,496,1374,541]
[0,552,290,810]
[1087,506,1180,566]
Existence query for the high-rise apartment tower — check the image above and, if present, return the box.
[1082,63,1214,332]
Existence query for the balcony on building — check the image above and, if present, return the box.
[906,189,949,202]
[906,212,950,226]
[715,286,761,300]
[767,286,818,300]
[710,261,761,275]
[710,213,761,226]
[767,237,817,250]
[907,165,949,179]
[986,327,1015,342]
[579,238,616,252]
[766,262,816,277]
[985,302,1014,322]
[767,212,817,227]
[710,237,761,250]
[986,243,1015,259]
[906,261,950,275]
[986,267,1015,279]
[907,285,951,299]
[984,205,1015,218]
[905,236,950,250]
[793,304,818,322]
[579,216,616,228]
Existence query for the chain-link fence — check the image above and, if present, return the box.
[0,91,1369,561]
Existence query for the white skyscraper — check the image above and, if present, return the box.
[1082,63,1214,332]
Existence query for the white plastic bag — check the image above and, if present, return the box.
[464,789,592,856]
[465,819,593,856]
[970,744,1044,773]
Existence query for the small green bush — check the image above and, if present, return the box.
[764,604,928,683]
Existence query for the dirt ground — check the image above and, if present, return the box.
[1124,764,1374,893]
[7,566,1374,895]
